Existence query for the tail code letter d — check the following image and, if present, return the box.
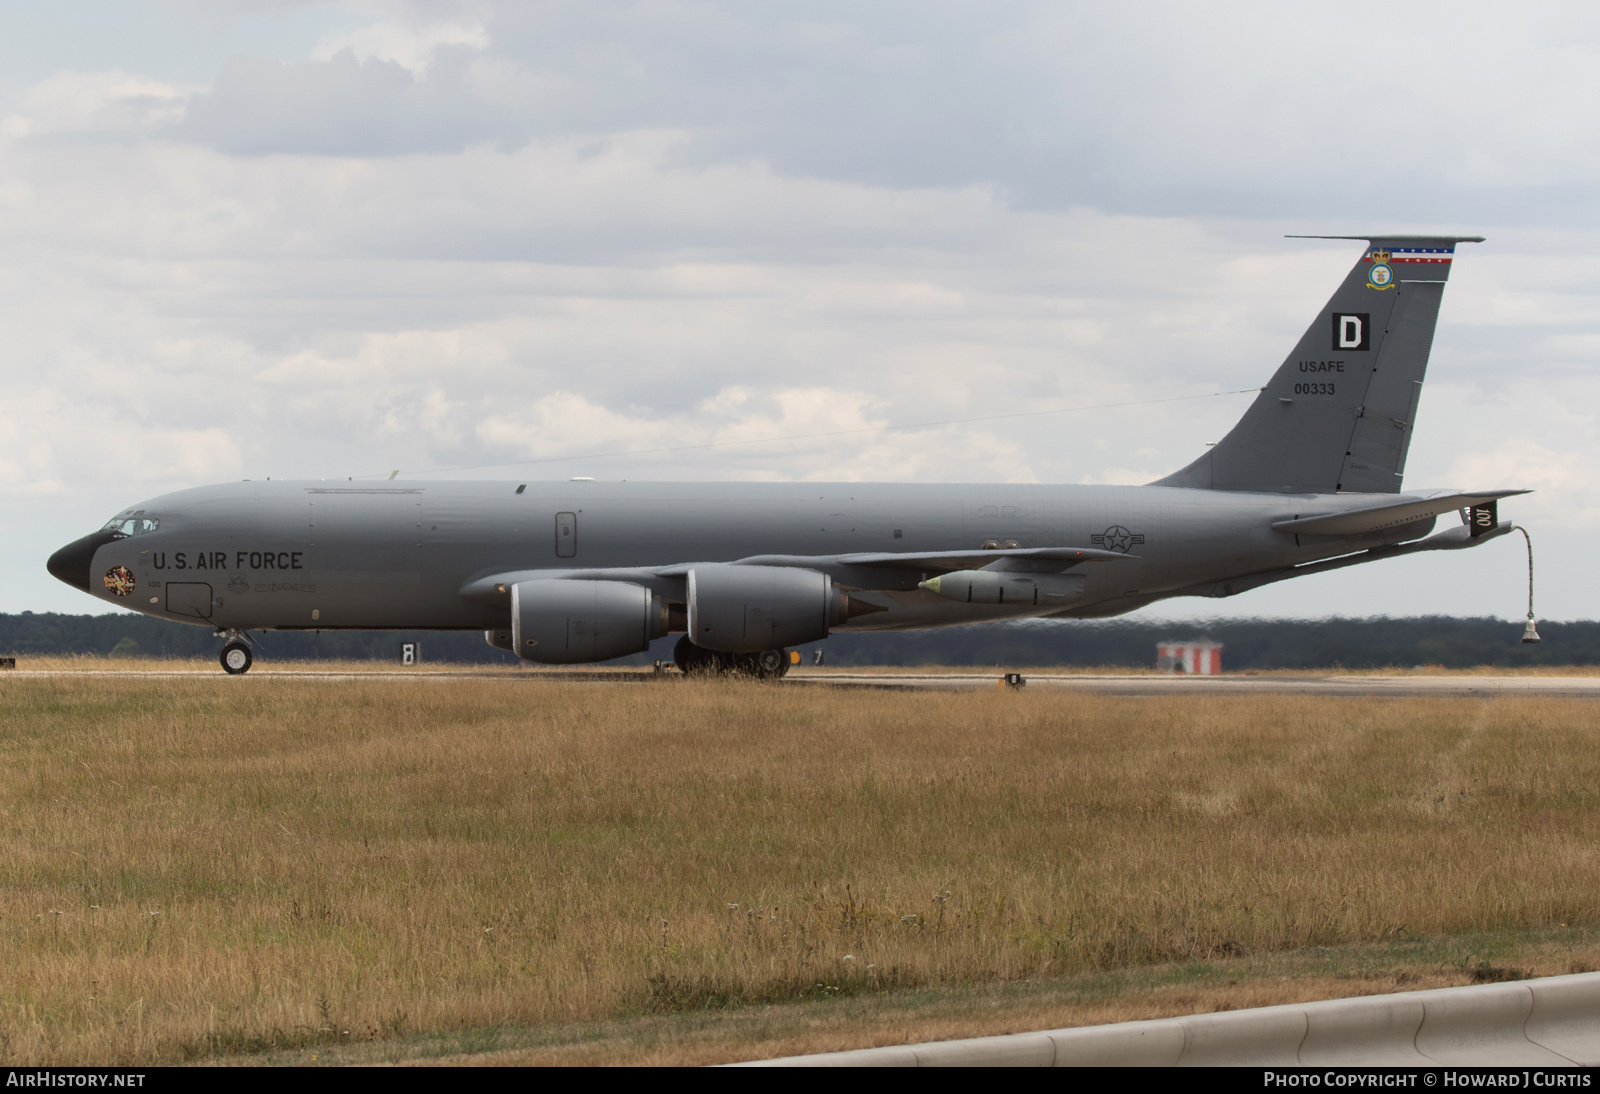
[1332,312,1370,351]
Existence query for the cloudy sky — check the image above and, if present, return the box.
[5,1,1598,621]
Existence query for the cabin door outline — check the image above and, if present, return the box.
[555,512,577,558]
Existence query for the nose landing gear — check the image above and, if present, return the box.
[216,630,254,675]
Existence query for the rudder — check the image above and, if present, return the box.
[1154,235,1482,494]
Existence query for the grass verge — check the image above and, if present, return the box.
[210,926,1600,1066]
[0,675,1597,1064]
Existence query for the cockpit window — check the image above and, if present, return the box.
[101,514,159,537]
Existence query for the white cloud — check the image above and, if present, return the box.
[0,390,240,500]
[1448,439,1600,530]
[311,3,491,76]
[2,69,197,138]
[5,2,1600,621]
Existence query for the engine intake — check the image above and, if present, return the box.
[511,579,666,664]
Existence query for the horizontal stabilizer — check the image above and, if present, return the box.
[1178,519,1513,601]
[1271,490,1530,537]
[1285,233,1486,244]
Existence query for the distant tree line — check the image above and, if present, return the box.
[2,611,1594,669]
[813,616,1599,669]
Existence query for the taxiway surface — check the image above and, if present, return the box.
[5,669,1598,698]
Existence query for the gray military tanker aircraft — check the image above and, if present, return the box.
[48,235,1524,675]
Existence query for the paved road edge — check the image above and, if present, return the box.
[727,972,1600,1066]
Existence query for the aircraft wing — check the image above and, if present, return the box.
[1271,490,1530,537]
[460,546,1130,603]
[725,546,1134,574]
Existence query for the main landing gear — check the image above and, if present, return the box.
[673,636,790,678]
[217,630,254,675]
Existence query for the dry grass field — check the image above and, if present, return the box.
[1,671,1599,1065]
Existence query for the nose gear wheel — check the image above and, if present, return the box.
[220,641,253,675]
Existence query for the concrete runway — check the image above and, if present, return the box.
[789,672,1600,698]
[5,667,1598,697]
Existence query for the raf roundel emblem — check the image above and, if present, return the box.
[103,565,136,597]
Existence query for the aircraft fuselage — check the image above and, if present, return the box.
[59,478,1444,634]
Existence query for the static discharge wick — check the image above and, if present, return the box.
[362,387,1264,480]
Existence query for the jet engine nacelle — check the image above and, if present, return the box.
[511,579,667,664]
[919,570,1087,606]
[688,564,843,653]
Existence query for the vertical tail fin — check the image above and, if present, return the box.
[1155,235,1483,494]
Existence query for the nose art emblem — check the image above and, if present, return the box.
[103,565,137,596]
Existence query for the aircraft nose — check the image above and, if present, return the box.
[47,531,119,593]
